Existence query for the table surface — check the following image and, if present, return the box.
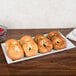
[0,28,76,76]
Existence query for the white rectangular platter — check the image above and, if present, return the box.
[1,33,76,64]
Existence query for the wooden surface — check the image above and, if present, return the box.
[0,28,76,76]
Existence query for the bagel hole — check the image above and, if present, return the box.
[57,41,60,43]
[43,44,46,47]
[29,47,31,50]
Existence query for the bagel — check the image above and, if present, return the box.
[23,41,38,57]
[6,39,24,60]
[35,34,45,43]
[38,38,53,53]
[7,44,24,60]
[5,39,19,51]
[52,36,66,50]
[47,31,61,40]
[20,35,34,45]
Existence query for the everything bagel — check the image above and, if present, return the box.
[38,38,53,53]
[52,36,66,50]
[5,39,19,51]
[23,41,38,57]
[35,34,45,43]
[6,39,24,60]
[20,35,34,45]
[47,31,61,40]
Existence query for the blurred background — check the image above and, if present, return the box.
[0,0,76,29]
